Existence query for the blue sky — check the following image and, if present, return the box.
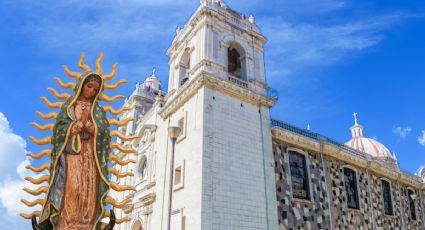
[0,0,424,228]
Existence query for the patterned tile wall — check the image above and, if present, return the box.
[400,186,424,229]
[272,139,425,230]
[273,141,331,229]
[324,157,373,229]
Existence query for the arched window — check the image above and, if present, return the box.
[138,156,147,180]
[288,150,311,200]
[227,42,247,81]
[381,179,394,215]
[178,49,190,87]
[343,167,360,209]
[228,47,241,77]
[407,189,417,220]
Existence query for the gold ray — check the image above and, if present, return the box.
[23,186,48,196]
[21,199,44,207]
[99,93,125,103]
[48,88,71,100]
[104,106,131,115]
[26,163,51,173]
[104,211,131,224]
[41,96,63,109]
[20,211,41,219]
[29,136,51,146]
[108,118,134,127]
[110,142,137,154]
[25,175,50,185]
[109,181,136,192]
[110,130,139,141]
[53,77,75,89]
[78,52,91,72]
[63,65,80,79]
[96,52,104,75]
[30,122,53,131]
[36,111,57,120]
[103,63,118,81]
[104,79,128,90]
[105,197,131,209]
[108,168,134,178]
[27,149,51,160]
[109,154,136,166]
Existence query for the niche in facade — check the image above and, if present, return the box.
[227,42,247,81]
[178,49,191,87]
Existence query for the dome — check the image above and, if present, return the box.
[346,136,393,159]
[344,113,396,161]
[143,68,161,91]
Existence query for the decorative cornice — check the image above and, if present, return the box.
[139,192,156,206]
[135,124,157,139]
[123,203,134,214]
[249,79,268,90]
[159,72,276,118]
[272,127,425,189]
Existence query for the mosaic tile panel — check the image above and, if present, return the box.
[367,174,400,229]
[272,139,425,230]
[273,141,331,230]
[400,186,424,229]
[324,157,372,229]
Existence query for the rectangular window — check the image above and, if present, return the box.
[408,189,417,220]
[178,118,184,134]
[173,161,185,191]
[288,151,310,200]
[170,209,183,230]
[381,180,394,215]
[177,112,187,143]
[174,166,182,185]
[343,168,360,209]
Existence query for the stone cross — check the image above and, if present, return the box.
[353,112,358,125]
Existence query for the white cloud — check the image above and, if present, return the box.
[1,0,411,87]
[392,126,412,139]
[0,112,42,228]
[261,14,403,82]
[0,112,27,179]
[418,130,425,146]
[5,0,196,53]
[1,0,199,84]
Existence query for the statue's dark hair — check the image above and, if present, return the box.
[84,74,101,85]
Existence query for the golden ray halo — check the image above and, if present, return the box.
[23,52,140,222]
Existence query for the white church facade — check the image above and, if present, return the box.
[110,1,425,229]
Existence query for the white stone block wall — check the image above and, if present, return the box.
[201,87,271,230]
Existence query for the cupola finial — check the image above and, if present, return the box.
[350,112,364,138]
[152,67,156,77]
[353,112,358,125]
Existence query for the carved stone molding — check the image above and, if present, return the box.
[139,192,156,206]
[159,71,276,118]
[123,203,134,214]
[249,79,268,90]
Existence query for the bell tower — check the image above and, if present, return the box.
[166,0,268,98]
[157,1,279,229]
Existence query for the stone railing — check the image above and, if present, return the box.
[271,118,422,183]
[228,75,248,88]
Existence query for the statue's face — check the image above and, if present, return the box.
[81,80,100,101]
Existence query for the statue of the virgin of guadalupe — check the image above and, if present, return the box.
[21,53,138,230]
